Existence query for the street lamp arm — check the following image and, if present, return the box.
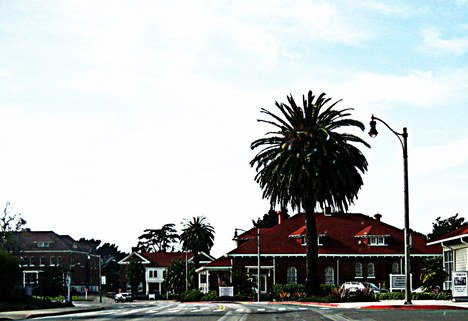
[371,115,407,154]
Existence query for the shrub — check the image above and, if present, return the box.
[201,291,218,301]
[180,290,203,302]
[273,284,305,300]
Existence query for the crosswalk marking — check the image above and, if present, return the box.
[257,308,265,311]
[235,308,244,312]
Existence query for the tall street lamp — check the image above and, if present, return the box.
[369,114,412,304]
[234,228,261,302]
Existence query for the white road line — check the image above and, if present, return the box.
[235,308,244,312]
[278,307,287,311]
[213,309,224,312]
[299,307,308,310]
[257,308,265,311]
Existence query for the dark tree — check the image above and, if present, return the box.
[180,216,215,267]
[136,223,179,253]
[164,258,195,294]
[0,202,27,255]
[38,266,65,299]
[427,213,465,241]
[250,91,369,295]
[124,256,144,296]
[96,243,127,292]
[420,257,446,290]
[0,251,21,301]
[78,238,101,252]
[252,208,290,228]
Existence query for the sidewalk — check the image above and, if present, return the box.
[0,296,113,320]
[280,299,468,310]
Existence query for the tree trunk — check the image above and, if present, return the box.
[304,209,319,296]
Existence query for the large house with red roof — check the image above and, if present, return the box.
[118,251,213,296]
[427,223,468,290]
[196,211,441,294]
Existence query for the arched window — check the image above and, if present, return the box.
[368,263,375,278]
[392,262,400,274]
[325,266,334,285]
[287,267,297,284]
[355,262,363,278]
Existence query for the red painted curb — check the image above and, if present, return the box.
[361,305,467,310]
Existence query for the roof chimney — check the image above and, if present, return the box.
[374,213,382,222]
[277,210,286,224]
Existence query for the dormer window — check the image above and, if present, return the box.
[301,235,326,246]
[37,242,50,248]
[369,236,386,246]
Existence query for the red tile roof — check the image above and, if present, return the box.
[140,252,193,267]
[227,213,440,256]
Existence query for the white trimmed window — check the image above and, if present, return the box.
[369,236,386,246]
[355,263,363,278]
[40,256,45,266]
[325,266,334,285]
[57,256,62,266]
[368,263,375,278]
[287,267,298,284]
[444,250,454,290]
[50,256,56,266]
[37,242,50,248]
[392,262,399,274]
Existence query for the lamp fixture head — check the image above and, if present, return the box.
[369,117,378,138]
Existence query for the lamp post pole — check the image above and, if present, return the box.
[98,256,102,303]
[369,115,412,304]
[257,228,261,303]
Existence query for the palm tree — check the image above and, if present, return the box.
[250,91,369,295]
[180,216,215,267]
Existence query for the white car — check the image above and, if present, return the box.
[115,292,133,303]
[340,281,366,293]
[340,281,384,294]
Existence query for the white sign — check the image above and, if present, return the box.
[219,286,234,297]
[452,271,468,298]
[101,276,106,285]
[389,274,412,292]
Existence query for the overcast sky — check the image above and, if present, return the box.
[0,0,467,257]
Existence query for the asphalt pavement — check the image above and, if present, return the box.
[0,296,466,320]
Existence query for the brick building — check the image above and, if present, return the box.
[17,231,100,293]
[196,211,441,294]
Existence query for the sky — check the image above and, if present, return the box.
[0,0,467,257]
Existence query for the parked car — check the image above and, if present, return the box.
[340,281,385,294]
[115,292,133,303]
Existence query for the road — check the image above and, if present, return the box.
[36,301,467,321]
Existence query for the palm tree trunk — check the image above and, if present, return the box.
[304,208,319,296]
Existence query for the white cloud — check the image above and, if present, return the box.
[334,69,468,110]
[413,138,468,173]
[422,28,468,55]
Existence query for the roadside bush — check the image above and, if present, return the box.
[180,290,203,302]
[201,291,218,301]
[376,291,452,301]
[273,284,305,300]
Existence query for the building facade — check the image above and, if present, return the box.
[17,231,100,293]
[427,224,468,290]
[197,211,441,294]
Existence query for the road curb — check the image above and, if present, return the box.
[361,305,467,310]
[25,307,105,319]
